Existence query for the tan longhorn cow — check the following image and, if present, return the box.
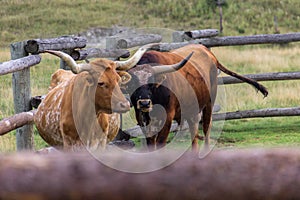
[34,44,157,151]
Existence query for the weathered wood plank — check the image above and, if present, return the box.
[199,32,300,47]
[0,110,36,135]
[151,32,300,51]
[213,107,300,121]
[76,48,130,60]
[218,71,300,84]
[11,41,34,151]
[0,149,300,199]
[184,29,219,40]
[149,41,193,52]
[24,36,87,54]
[0,55,41,76]
[116,34,162,49]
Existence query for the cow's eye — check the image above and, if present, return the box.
[98,82,105,87]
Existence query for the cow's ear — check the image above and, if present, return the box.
[118,71,132,84]
[155,74,166,88]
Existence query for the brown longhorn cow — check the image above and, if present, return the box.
[126,44,268,152]
[34,44,157,151]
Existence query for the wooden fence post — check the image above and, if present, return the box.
[10,41,34,151]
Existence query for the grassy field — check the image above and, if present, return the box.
[0,0,299,152]
[1,0,300,48]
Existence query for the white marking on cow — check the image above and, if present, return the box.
[133,70,152,86]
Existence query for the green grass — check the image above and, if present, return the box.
[0,127,49,153]
[131,117,300,151]
[218,117,300,148]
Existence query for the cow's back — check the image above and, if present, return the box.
[49,69,75,91]
[141,44,218,115]
[172,44,218,99]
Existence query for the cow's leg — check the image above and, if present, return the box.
[60,121,84,151]
[97,113,109,147]
[146,135,157,151]
[156,112,175,149]
[187,114,201,152]
[156,120,172,149]
[62,134,83,151]
[201,105,213,153]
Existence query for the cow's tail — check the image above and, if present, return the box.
[217,62,268,97]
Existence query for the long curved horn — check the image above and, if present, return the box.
[115,43,160,70]
[152,52,194,75]
[44,50,90,74]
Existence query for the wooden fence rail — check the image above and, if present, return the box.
[213,107,300,121]
[184,29,220,39]
[172,29,220,42]
[0,55,41,76]
[153,32,300,51]
[0,110,36,136]
[106,34,162,49]
[76,48,130,60]
[24,36,87,54]
[199,32,300,47]
[218,71,300,84]
[0,149,300,199]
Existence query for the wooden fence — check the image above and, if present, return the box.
[0,29,300,150]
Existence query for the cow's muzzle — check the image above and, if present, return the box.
[137,99,152,112]
[113,100,131,113]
